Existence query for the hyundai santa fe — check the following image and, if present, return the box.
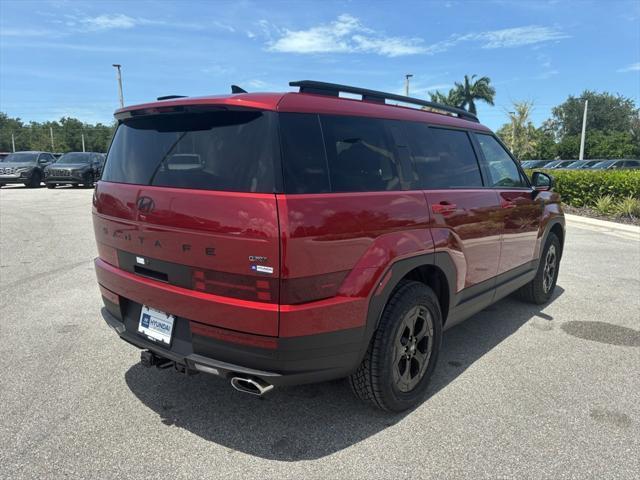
[94,81,565,411]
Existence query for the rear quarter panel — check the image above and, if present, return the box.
[277,191,433,336]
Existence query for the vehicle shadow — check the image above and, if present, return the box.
[124,286,564,461]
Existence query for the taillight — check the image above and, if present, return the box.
[192,269,278,303]
[97,243,119,267]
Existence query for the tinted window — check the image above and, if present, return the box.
[320,115,401,192]
[476,134,525,187]
[102,111,276,192]
[406,126,483,188]
[280,113,330,193]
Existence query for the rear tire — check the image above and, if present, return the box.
[349,281,442,412]
[27,171,41,188]
[515,233,561,304]
[46,183,56,189]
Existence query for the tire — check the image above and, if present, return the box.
[349,281,443,412]
[46,183,56,189]
[515,233,561,304]
[27,171,41,188]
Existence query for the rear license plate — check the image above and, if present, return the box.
[138,305,175,346]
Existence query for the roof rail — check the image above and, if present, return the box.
[289,80,479,123]
[157,95,187,101]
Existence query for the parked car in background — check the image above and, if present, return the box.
[44,152,105,188]
[543,160,577,169]
[0,151,56,188]
[521,160,553,169]
[591,159,640,170]
[565,160,602,169]
[94,80,565,411]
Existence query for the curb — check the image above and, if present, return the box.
[565,213,640,234]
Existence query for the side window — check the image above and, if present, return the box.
[280,113,330,193]
[406,125,483,189]
[475,134,526,188]
[320,115,401,192]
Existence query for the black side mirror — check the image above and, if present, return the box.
[531,171,554,192]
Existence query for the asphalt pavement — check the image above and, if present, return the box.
[1,185,639,479]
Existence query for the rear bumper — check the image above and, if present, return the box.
[101,298,364,387]
[96,258,367,386]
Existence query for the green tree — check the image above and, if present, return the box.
[428,74,495,115]
[496,101,538,160]
[428,89,462,108]
[532,129,557,160]
[549,91,638,138]
[0,112,115,153]
[452,74,495,115]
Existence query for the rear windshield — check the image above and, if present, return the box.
[102,110,276,192]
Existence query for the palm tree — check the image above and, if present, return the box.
[452,74,495,115]
[428,89,462,108]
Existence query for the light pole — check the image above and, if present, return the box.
[404,74,413,97]
[112,64,124,108]
[508,111,516,152]
[579,99,588,160]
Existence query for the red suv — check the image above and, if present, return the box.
[94,81,564,411]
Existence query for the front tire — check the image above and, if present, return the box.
[46,183,56,189]
[515,233,561,304]
[349,281,442,412]
[27,171,42,188]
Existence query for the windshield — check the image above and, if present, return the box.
[2,153,37,163]
[57,152,93,164]
[102,110,276,192]
[592,161,613,169]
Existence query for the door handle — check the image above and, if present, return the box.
[431,202,457,215]
[500,199,517,209]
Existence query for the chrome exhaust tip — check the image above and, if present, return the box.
[230,376,274,396]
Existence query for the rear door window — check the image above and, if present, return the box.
[407,126,484,188]
[102,110,277,192]
[320,115,401,192]
[475,134,527,188]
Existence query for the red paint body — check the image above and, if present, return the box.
[94,90,564,355]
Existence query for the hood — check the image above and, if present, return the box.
[0,163,35,170]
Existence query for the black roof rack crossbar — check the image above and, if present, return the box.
[289,80,479,123]
[157,95,187,101]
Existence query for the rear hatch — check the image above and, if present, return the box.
[93,108,281,336]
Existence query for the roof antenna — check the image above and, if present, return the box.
[231,85,247,94]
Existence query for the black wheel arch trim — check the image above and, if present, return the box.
[361,252,457,361]
[542,217,566,258]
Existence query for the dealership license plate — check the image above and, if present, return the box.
[138,305,175,345]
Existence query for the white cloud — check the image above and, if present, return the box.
[80,14,138,30]
[64,13,229,32]
[470,25,569,48]
[267,16,568,57]
[268,14,428,57]
[617,62,640,73]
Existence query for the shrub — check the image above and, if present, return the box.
[594,195,616,215]
[615,195,640,219]
[525,169,640,207]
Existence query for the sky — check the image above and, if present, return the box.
[0,0,639,130]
